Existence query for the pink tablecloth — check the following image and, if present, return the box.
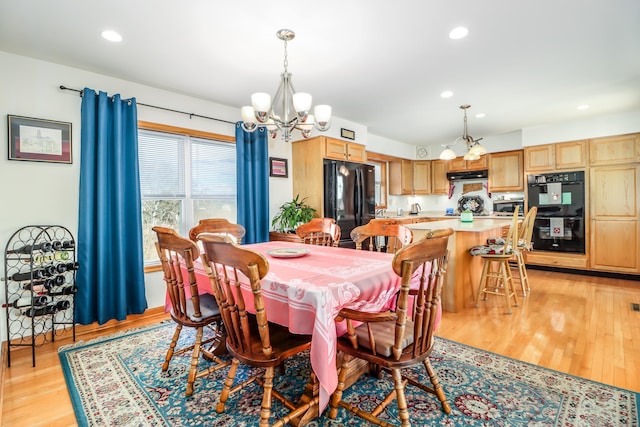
[179,241,402,412]
[175,241,441,413]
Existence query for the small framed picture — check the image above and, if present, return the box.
[269,157,288,178]
[8,115,72,164]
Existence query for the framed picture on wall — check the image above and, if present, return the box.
[269,157,288,178]
[7,115,72,164]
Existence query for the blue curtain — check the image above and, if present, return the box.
[76,88,147,325]
[236,123,270,244]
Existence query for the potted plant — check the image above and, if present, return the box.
[271,195,316,234]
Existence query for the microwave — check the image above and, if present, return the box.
[493,199,525,216]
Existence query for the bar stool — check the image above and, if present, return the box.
[470,207,520,314]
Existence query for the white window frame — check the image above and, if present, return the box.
[138,122,236,268]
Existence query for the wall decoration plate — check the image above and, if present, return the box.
[266,248,310,258]
[458,195,484,214]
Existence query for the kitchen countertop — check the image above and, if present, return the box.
[405,218,512,232]
[377,210,517,221]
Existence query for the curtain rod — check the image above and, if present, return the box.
[59,85,236,125]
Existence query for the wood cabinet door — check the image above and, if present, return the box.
[589,133,640,166]
[347,143,366,163]
[388,161,403,195]
[401,159,413,194]
[431,160,449,194]
[524,144,555,171]
[488,150,523,192]
[412,161,431,194]
[589,164,639,273]
[466,155,488,170]
[324,138,347,160]
[447,157,467,172]
[555,140,587,169]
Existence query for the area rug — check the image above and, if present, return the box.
[59,322,640,426]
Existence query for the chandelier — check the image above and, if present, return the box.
[439,105,486,160]
[241,29,332,143]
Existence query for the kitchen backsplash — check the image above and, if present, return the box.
[386,179,524,214]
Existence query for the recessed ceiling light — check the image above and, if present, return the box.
[101,30,122,42]
[577,104,590,110]
[449,27,469,40]
[475,113,486,118]
[440,90,453,99]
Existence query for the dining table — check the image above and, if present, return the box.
[183,240,406,415]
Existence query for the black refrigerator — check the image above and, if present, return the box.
[323,159,376,247]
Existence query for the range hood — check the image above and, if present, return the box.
[446,169,489,181]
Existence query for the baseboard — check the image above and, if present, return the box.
[527,264,640,282]
[1,306,169,354]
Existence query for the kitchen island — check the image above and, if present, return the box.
[406,218,513,313]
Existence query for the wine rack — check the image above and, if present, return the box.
[3,225,77,367]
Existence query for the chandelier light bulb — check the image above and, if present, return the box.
[293,92,312,113]
[439,147,456,160]
[469,142,487,156]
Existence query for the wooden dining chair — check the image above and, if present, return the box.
[189,218,246,244]
[470,207,520,313]
[511,206,537,296]
[350,219,413,253]
[197,234,317,427]
[329,228,454,426]
[295,217,341,247]
[152,226,230,396]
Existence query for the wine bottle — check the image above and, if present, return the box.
[51,240,63,251]
[23,304,58,317]
[2,295,49,309]
[64,262,80,271]
[55,263,67,273]
[22,279,48,291]
[61,240,75,249]
[7,241,53,254]
[51,300,71,311]
[11,266,56,281]
[47,285,78,296]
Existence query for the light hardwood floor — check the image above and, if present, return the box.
[2,269,640,426]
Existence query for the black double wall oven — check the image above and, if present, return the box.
[527,171,585,253]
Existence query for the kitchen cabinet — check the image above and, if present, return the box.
[589,133,640,166]
[589,164,639,273]
[447,155,488,172]
[412,160,431,194]
[488,150,524,192]
[524,140,587,172]
[431,160,449,194]
[389,159,413,195]
[325,137,366,163]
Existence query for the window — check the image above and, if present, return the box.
[138,123,236,265]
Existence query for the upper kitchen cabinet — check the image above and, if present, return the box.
[447,155,488,172]
[488,150,524,192]
[589,133,640,166]
[389,159,413,195]
[324,137,366,163]
[412,160,431,194]
[431,159,449,194]
[524,140,587,172]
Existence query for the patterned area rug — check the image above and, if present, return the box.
[59,322,640,426]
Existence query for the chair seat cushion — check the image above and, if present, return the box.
[469,244,513,256]
[354,319,415,357]
[186,293,220,322]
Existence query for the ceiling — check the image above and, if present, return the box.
[1,0,639,147]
